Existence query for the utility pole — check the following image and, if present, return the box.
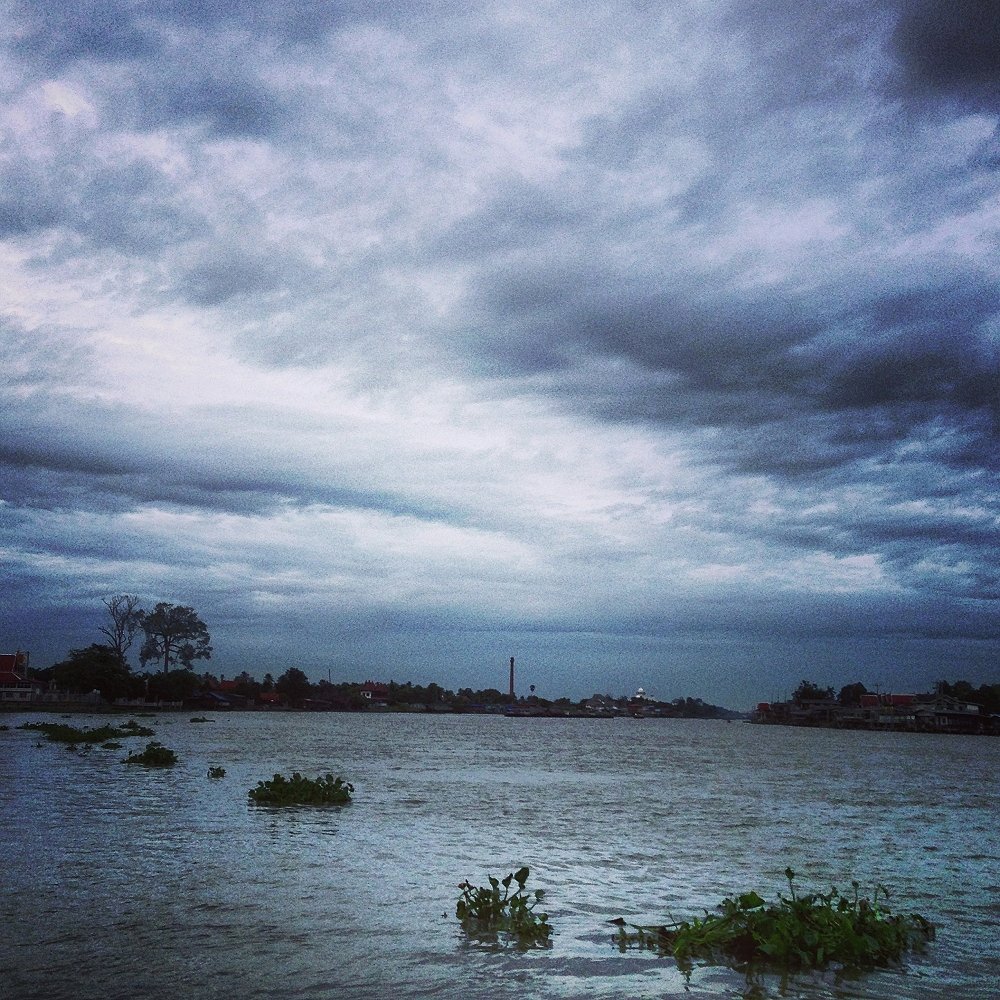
[509,656,515,703]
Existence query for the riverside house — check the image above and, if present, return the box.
[752,691,990,733]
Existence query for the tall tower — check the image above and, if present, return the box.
[509,656,515,701]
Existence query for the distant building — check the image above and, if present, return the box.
[360,681,390,705]
[0,651,40,703]
[751,690,989,733]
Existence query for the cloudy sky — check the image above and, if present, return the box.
[2,1,998,707]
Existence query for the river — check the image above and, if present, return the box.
[1,712,997,998]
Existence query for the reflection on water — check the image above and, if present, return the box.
[2,713,997,998]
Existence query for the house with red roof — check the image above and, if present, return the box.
[360,680,390,705]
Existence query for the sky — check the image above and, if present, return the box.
[1,1,998,708]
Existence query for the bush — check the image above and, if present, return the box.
[456,867,551,946]
[123,741,178,767]
[612,869,934,971]
[208,766,226,779]
[248,772,353,806]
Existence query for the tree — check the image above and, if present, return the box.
[51,644,143,702]
[98,594,144,670]
[792,679,834,703]
[275,667,312,707]
[232,670,260,698]
[140,602,212,673]
[838,682,868,706]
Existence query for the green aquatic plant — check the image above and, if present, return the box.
[248,772,353,806]
[19,721,154,744]
[123,741,178,767]
[119,719,156,734]
[101,741,123,749]
[456,867,551,947]
[208,766,226,778]
[190,716,211,723]
[612,869,934,972]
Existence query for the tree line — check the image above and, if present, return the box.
[791,678,1000,715]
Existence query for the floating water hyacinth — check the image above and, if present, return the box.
[456,867,551,947]
[612,869,934,971]
[248,772,353,806]
[123,741,178,767]
[20,720,154,744]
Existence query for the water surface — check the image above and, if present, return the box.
[2,713,997,998]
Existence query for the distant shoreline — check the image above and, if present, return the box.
[0,699,744,720]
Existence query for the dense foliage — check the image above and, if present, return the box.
[208,766,226,778]
[456,867,551,947]
[274,667,312,707]
[47,644,146,702]
[248,772,353,806]
[123,741,178,766]
[612,870,934,971]
[140,602,212,673]
[792,680,835,703]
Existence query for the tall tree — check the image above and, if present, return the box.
[98,594,144,670]
[140,602,212,673]
[275,667,312,707]
[838,682,868,706]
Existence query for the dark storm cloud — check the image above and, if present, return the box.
[466,260,997,445]
[891,0,1000,110]
[0,147,199,250]
[12,4,294,140]
[0,450,451,527]
[144,71,288,139]
[11,0,444,69]
[0,390,460,524]
[428,3,999,477]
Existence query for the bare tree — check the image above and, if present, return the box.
[99,594,144,670]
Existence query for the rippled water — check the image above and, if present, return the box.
[2,712,998,999]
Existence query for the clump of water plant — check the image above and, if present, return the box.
[208,766,226,778]
[248,772,353,806]
[456,867,552,947]
[123,741,178,767]
[612,869,934,972]
[19,721,154,744]
[119,719,156,735]
[190,716,211,723]
[102,741,123,750]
